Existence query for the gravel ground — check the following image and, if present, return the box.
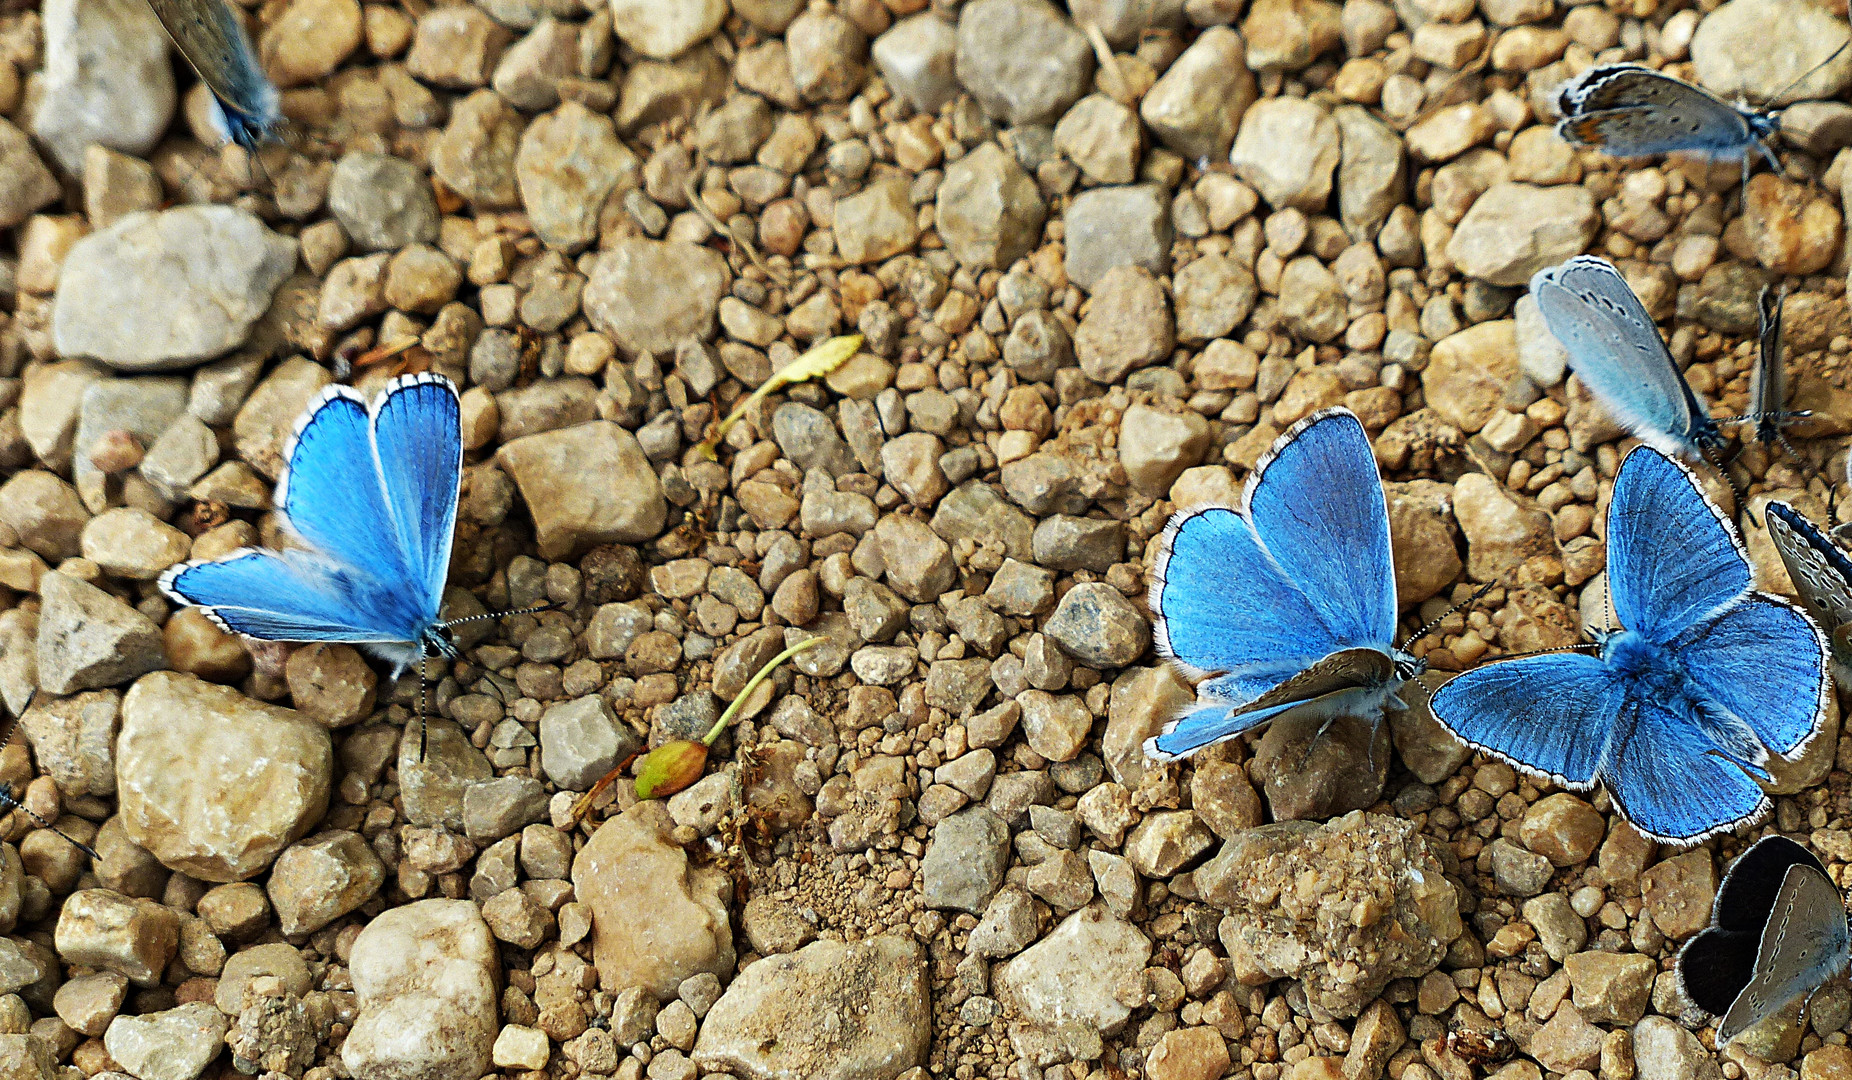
[2,0,1852,1079]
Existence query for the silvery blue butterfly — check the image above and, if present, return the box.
[1431,445,1828,845]
[161,373,467,677]
[1533,255,1726,461]
[1679,835,1850,1045]
[144,0,283,150]
[1144,408,1424,761]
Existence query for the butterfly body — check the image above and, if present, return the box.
[1679,835,1851,1045]
[1533,256,1725,462]
[1430,446,1828,845]
[143,0,283,151]
[1556,64,1781,173]
[160,373,463,677]
[1144,408,1422,761]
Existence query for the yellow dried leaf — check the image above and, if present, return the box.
[694,333,863,459]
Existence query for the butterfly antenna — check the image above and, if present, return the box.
[1399,580,1501,650]
[1763,39,1850,108]
[440,601,558,629]
[416,640,430,764]
[0,783,97,861]
[0,695,97,860]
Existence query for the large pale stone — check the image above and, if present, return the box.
[692,937,929,1080]
[1446,183,1599,286]
[30,0,175,173]
[496,421,667,559]
[996,903,1152,1036]
[515,103,640,254]
[117,672,332,882]
[571,801,734,998]
[50,207,297,371]
[581,239,728,354]
[103,1003,228,1080]
[341,900,499,1080]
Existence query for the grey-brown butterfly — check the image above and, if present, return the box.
[143,0,282,150]
[1678,835,1850,1045]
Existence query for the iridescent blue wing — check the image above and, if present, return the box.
[276,387,410,583]
[1600,689,1772,845]
[1428,651,1616,789]
[1151,504,1330,703]
[1532,257,1719,459]
[159,548,426,643]
[144,0,283,150]
[1607,445,1752,641]
[1673,594,1828,760]
[369,374,461,621]
[1243,409,1398,648]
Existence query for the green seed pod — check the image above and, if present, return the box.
[635,740,709,800]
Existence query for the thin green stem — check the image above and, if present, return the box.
[701,637,825,746]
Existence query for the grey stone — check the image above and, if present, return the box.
[328,153,441,252]
[1063,184,1173,290]
[872,13,960,114]
[954,0,1093,125]
[920,808,1009,914]
[51,207,298,372]
[30,0,175,173]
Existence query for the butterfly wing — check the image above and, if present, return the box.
[1151,409,1395,703]
[159,548,427,643]
[1717,864,1852,1044]
[1606,445,1752,641]
[1146,648,1393,759]
[276,387,412,584]
[1428,652,1616,789]
[1533,257,1718,458]
[1556,65,1759,157]
[1680,836,1826,1016]
[369,374,462,623]
[1672,593,1828,761]
[1720,837,1830,932]
[143,0,281,146]
[1243,409,1399,649]
[1766,502,1852,631]
[1599,691,1773,844]
[1680,925,1763,1018]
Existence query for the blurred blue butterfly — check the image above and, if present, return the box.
[144,0,284,150]
[1431,445,1828,845]
[1678,835,1849,1045]
[160,373,466,677]
[1533,256,1726,462]
[1144,408,1424,761]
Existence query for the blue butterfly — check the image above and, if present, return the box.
[1532,256,1726,462]
[1431,445,1829,845]
[160,373,467,678]
[1144,407,1424,761]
